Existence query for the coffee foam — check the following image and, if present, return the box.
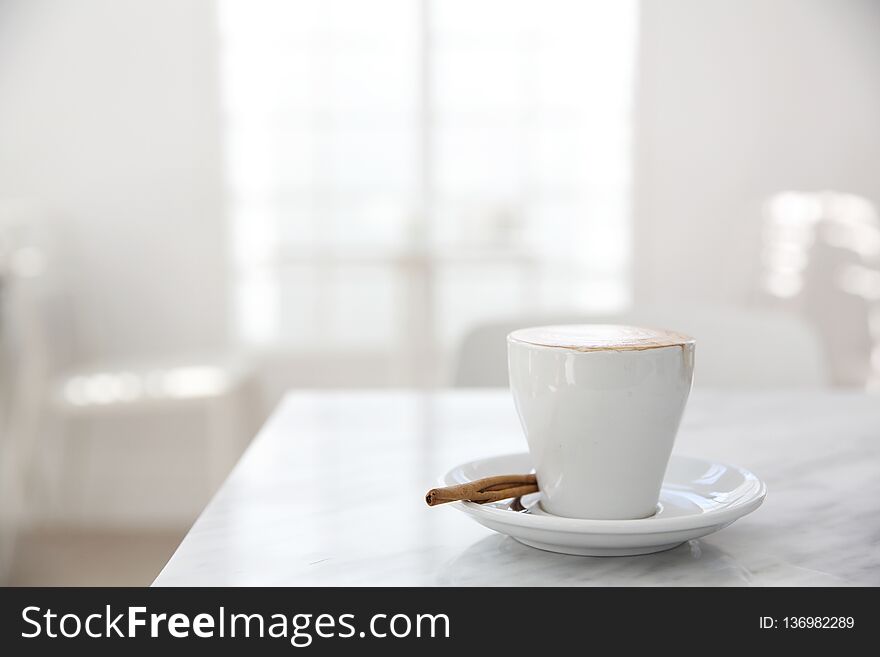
[508,324,695,352]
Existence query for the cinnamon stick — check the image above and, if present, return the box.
[425,474,538,506]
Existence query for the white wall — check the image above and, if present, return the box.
[633,0,880,305]
[0,0,227,363]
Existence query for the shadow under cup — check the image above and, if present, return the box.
[507,329,695,520]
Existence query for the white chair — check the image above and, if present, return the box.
[452,305,828,388]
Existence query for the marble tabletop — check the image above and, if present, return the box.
[154,389,880,586]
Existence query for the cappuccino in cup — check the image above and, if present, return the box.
[508,325,695,520]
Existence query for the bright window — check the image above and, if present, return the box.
[220,0,638,377]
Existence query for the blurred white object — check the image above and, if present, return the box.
[453,305,827,388]
[0,199,259,532]
[760,191,880,389]
[0,199,53,581]
[48,356,258,526]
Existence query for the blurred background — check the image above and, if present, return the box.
[1,0,879,585]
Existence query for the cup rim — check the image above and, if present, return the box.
[507,323,695,353]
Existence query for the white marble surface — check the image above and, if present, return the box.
[154,389,880,586]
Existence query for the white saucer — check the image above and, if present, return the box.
[443,453,766,556]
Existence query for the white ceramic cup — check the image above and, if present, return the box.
[508,324,695,520]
